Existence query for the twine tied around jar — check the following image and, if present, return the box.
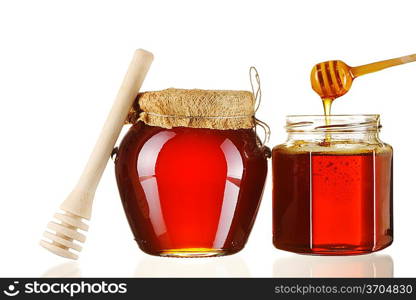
[249,66,271,147]
[126,67,271,147]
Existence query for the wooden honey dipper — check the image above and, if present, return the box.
[311,53,416,114]
[40,49,154,259]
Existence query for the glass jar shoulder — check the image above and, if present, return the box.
[124,122,259,145]
[118,122,264,163]
[272,139,392,156]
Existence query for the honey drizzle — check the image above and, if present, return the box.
[322,98,332,143]
[322,98,332,120]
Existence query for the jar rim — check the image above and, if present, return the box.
[285,114,381,133]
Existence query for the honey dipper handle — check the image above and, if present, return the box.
[351,53,416,78]
[60,49,154,219]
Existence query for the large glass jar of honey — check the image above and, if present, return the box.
[272,115,393,255]
[115,89,269,257]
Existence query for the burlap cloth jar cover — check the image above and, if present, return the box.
[127,88,256,130]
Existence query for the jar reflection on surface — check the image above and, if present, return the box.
[272,115,393,255]
[115,122,268,257]
[135,256,250,277]
[273,254,394,277]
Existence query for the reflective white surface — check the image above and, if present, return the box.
[273,254,393,278]
[135,256,250,277]
[36,253,395,278]
[42,262,82,278]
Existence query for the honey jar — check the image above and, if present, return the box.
[115,88,269,257]
[272,115,393,255]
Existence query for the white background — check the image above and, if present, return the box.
[0,0,415,277]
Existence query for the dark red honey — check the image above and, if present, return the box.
[115,122,268,257]
[272,146,393,255]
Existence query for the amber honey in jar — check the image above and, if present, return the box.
[272,115,393,255]
[115,89,269,257]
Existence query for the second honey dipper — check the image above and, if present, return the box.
[40,49,154,259]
